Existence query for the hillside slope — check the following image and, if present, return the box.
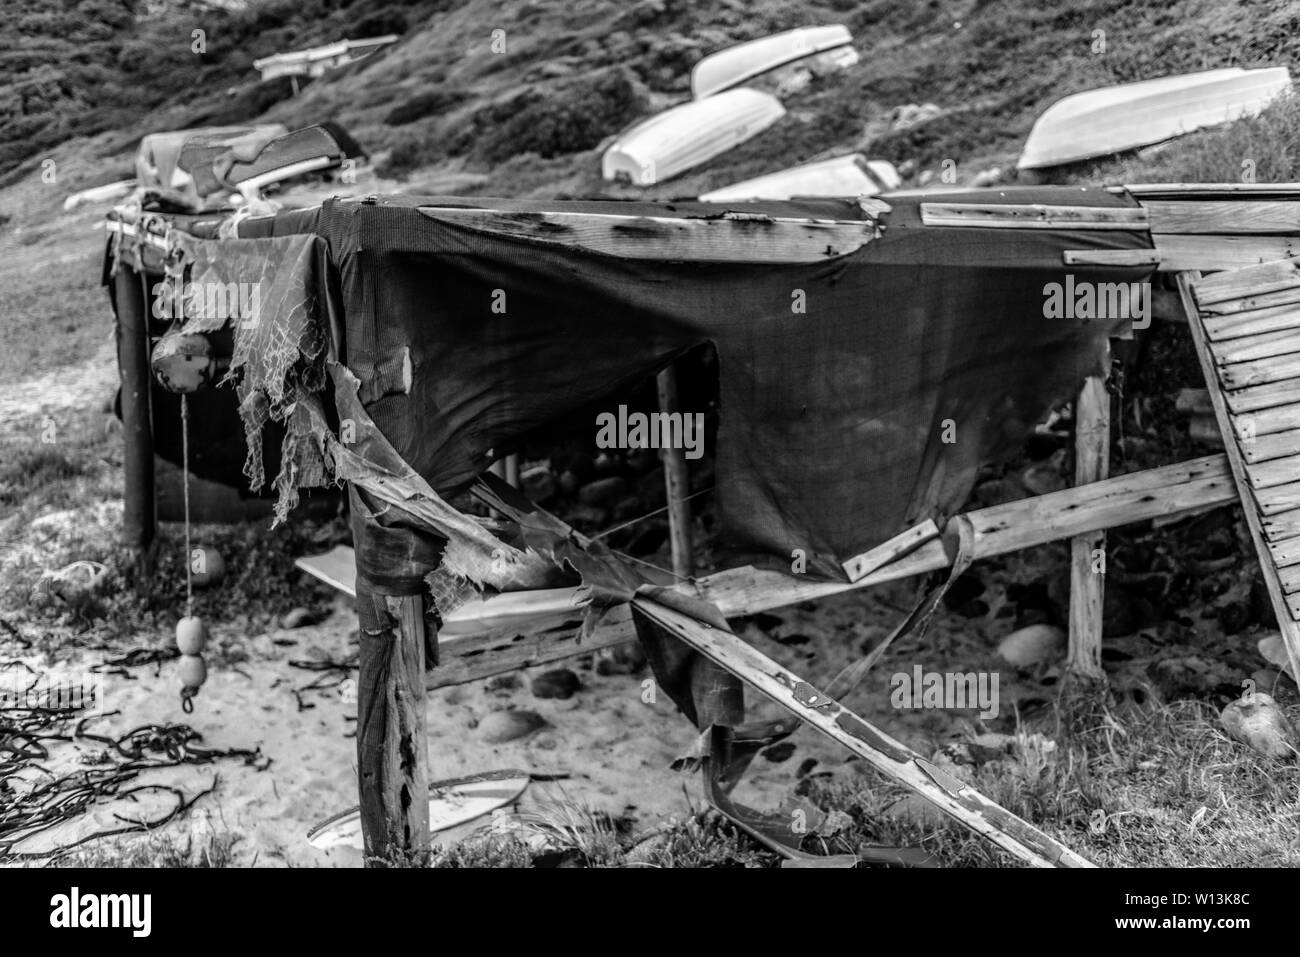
[4,0,1300,224]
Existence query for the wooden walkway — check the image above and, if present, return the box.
[1180,261,1300,683]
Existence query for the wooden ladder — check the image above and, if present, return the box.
[1178,262,1300,682]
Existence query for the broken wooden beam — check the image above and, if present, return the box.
[427,453,1237,688]
[632,595,1094,867]
[841,518,940,582]
[657,364,694,579]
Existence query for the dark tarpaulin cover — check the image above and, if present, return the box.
[240,187,1152,580]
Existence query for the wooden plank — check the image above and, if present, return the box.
[356,580,431,863]
[1151,235,1300,272]
[921,202,1148,230]
[1068,375,1109,680]
[1279,563,1300,594]
[1253,480,1300,516]
[1182,269,1300,676]
[1199,286,1300,316]
[1219,351,1300,389]
[1211,327,1300,365]
[1263,507,1300,542]
[1269,536,1300,569]
[1144,200,1300,235]
[675,598,1093,864]
[657,365,694,579]
[632,596,1093,867]
[1185,255,1300,304]
[1062,249,1161,267]
[1126,183,1300,197]
[1244,456,1300,491]
[1225,385,1300,418]
[842,518,940,582]
[417,207,879,263]
[1204,303,1300,342]
[1241,427,1300,464]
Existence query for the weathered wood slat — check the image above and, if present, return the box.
[842,518,940,582]
[1199,286,1300,316]
[1144,200,1300,235]
[1244,456,1300,491]
[1269,536,1300,569]
[1126,183,1300,197]
[417,206,879,263]
[1241,427,1300,464]
[1219,352,1300,390]
[1279,563,1300,593]
[1188,256,1300,304]
[1253,480,1300,516]
[1232,404,1300,441]
[1223,381,1300,416]
[1151,235,1300,272]
[632,596,1094,868]
[1203,303,1300,342]
[1263,507,1300,542]
[1061,249,1161,267]
[920,202,1148,230]
[1211,327,1300,365]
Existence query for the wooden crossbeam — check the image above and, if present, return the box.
[632,596,1094,867]
[920,202,1148,230]
[1144,200,1300,235]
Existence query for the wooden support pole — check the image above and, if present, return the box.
[355,575,431,865]
[1068,374,1110,679]
[657,365,694,579]
[113,265,155,570]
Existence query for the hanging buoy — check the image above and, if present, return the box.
[151,333,216,393]
[175,615,209,655]
[178,653,207,713]
[189,546,226,588]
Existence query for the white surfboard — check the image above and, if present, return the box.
[307,770,531,850]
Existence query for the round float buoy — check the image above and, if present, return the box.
[178,653,207,714]
[189,547,226,588]
[175,615,209,656]
[151,333,216,393]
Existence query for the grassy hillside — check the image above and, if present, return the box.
[4,0,1300,225]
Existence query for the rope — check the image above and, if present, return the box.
[181,394,193,618]
[591,486,713,542]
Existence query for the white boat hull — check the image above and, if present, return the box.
[1019,67,1293,170]
[602,88,785,186]
[691,25,854,100]
[699,154,900,202]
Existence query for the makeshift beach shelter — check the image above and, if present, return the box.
[104,182,1300,866]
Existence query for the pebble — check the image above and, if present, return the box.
[761,742,796,763]
[478,709,548,744]
[1220,692,1298,759]
[281,607,317,629]
[996,623,1064,667]
[530,668,581,700]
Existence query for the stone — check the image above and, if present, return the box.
[579,476,627,506]
[281,607,317,629]
[530,668,581,700]
[1220,693,1298,759]
[478,709,548,744]
[996,624,1065,667]
[761,741,796,763]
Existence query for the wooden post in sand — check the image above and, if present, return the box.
[355,574,431,864]
[114,265,156,570]
[657,364,694,579]
[1067,373,1110,679]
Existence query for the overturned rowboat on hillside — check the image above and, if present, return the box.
[1018,67,1293,170]
[602,88,785,186]
[699,153,901,202]
[691,25,856,99]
